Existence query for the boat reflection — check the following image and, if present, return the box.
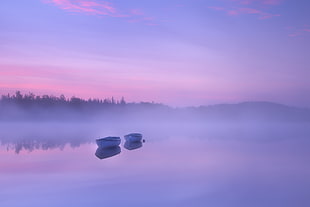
[95,146,121,159]
[124,133,143,142]
[124,140,143,150]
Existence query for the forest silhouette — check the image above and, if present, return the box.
[1,91,310,122]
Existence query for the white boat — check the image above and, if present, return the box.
[96,136,121,148]
[124,133,143,142]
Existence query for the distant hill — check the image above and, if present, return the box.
[193,102,310,122]
[1,92,310,122]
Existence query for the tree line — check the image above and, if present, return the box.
[0,91,127,107]
[0,91,167,111]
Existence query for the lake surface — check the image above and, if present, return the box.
[0,122,310,207]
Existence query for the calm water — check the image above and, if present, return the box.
[0,122,310,207]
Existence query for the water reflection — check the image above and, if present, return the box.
[0,122,97,153]
[95,146,121,159]
[1,138,91,153]
[1,122,310,207]
[124,140,143,150]
[1,121,310,154]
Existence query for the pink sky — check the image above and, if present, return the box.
[1,0,310,106]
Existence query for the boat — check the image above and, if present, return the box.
[124,133,143,142]
[95,146,121,159]
[96,136,121,148]
[124,140,143,150]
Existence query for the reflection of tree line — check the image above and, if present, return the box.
[0,137,91,154]
[0,137,144,155]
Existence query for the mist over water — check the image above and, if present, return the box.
[1,94,310,206]
[1,120,309,153]
[0,118,309,207]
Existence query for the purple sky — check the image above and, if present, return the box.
[1,0,310,106]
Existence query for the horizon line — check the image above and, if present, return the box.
[0,90,307,109]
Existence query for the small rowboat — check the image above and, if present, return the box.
[124,133,143,142]
[96,136,121,148]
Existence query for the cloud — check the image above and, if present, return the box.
[227,7,280,19]
[44,0,124,17]
[227,10,239,15]
[208,0,282,20]
[262,0,283,5]
[288,33,300,37]
[130,9,144,16]
[43,0,157,25]
[287,25,310,37]
[230,0,283,5]
[127,9,157,25]
[208,6,225,11]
